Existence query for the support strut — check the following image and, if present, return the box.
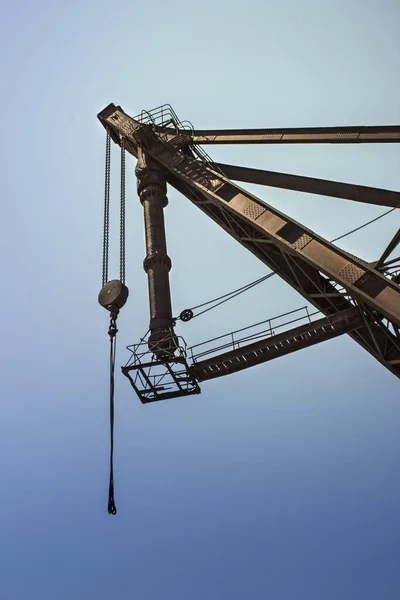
[136,146,177,357]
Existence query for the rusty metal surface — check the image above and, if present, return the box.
[215,163,400,209]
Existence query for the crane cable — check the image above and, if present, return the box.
[330,205,398,243]
[179,272,276,321]
[176,203,399,322]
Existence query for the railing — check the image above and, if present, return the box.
[125,333,189,368]
[133,104,194,132]
[188,306,323,363]
[123,332,200,403]
[133,104,225,176]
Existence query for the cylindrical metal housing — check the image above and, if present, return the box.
[136,147,177,356]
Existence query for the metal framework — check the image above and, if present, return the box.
[98,103,400,403]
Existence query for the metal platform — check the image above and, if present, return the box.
[122,334,200,404]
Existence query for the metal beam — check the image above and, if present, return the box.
[375,229,400,270]
[189,125,400,145]
[215,163,400,209]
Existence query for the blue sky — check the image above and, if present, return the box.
[1,0,400,598]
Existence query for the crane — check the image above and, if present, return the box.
[97,103,400,405]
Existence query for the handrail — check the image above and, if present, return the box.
[189,306,322,362]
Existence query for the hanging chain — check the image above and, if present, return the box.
[102,128,111,287]
[120,138,126,284]
[102,131,126,287]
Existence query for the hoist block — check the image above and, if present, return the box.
[98,280,129,311]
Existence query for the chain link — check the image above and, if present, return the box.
[102,130,127,287]
[102,128,111,286]
[120,138,126,284]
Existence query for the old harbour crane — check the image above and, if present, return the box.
[97,103,400,514]
[98,103,400,406]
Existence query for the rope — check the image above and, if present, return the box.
[107,310,119,515]
[102,128,111,287]
[178,204,399,320]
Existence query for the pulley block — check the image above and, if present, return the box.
[180,309,194,322]
[99,279,129,311]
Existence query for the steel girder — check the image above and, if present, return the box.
[214,163,400,209]
[188,125,400,145]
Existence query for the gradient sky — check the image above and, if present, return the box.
[1,1,400,598]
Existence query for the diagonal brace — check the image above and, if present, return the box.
[215,163,400,209]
